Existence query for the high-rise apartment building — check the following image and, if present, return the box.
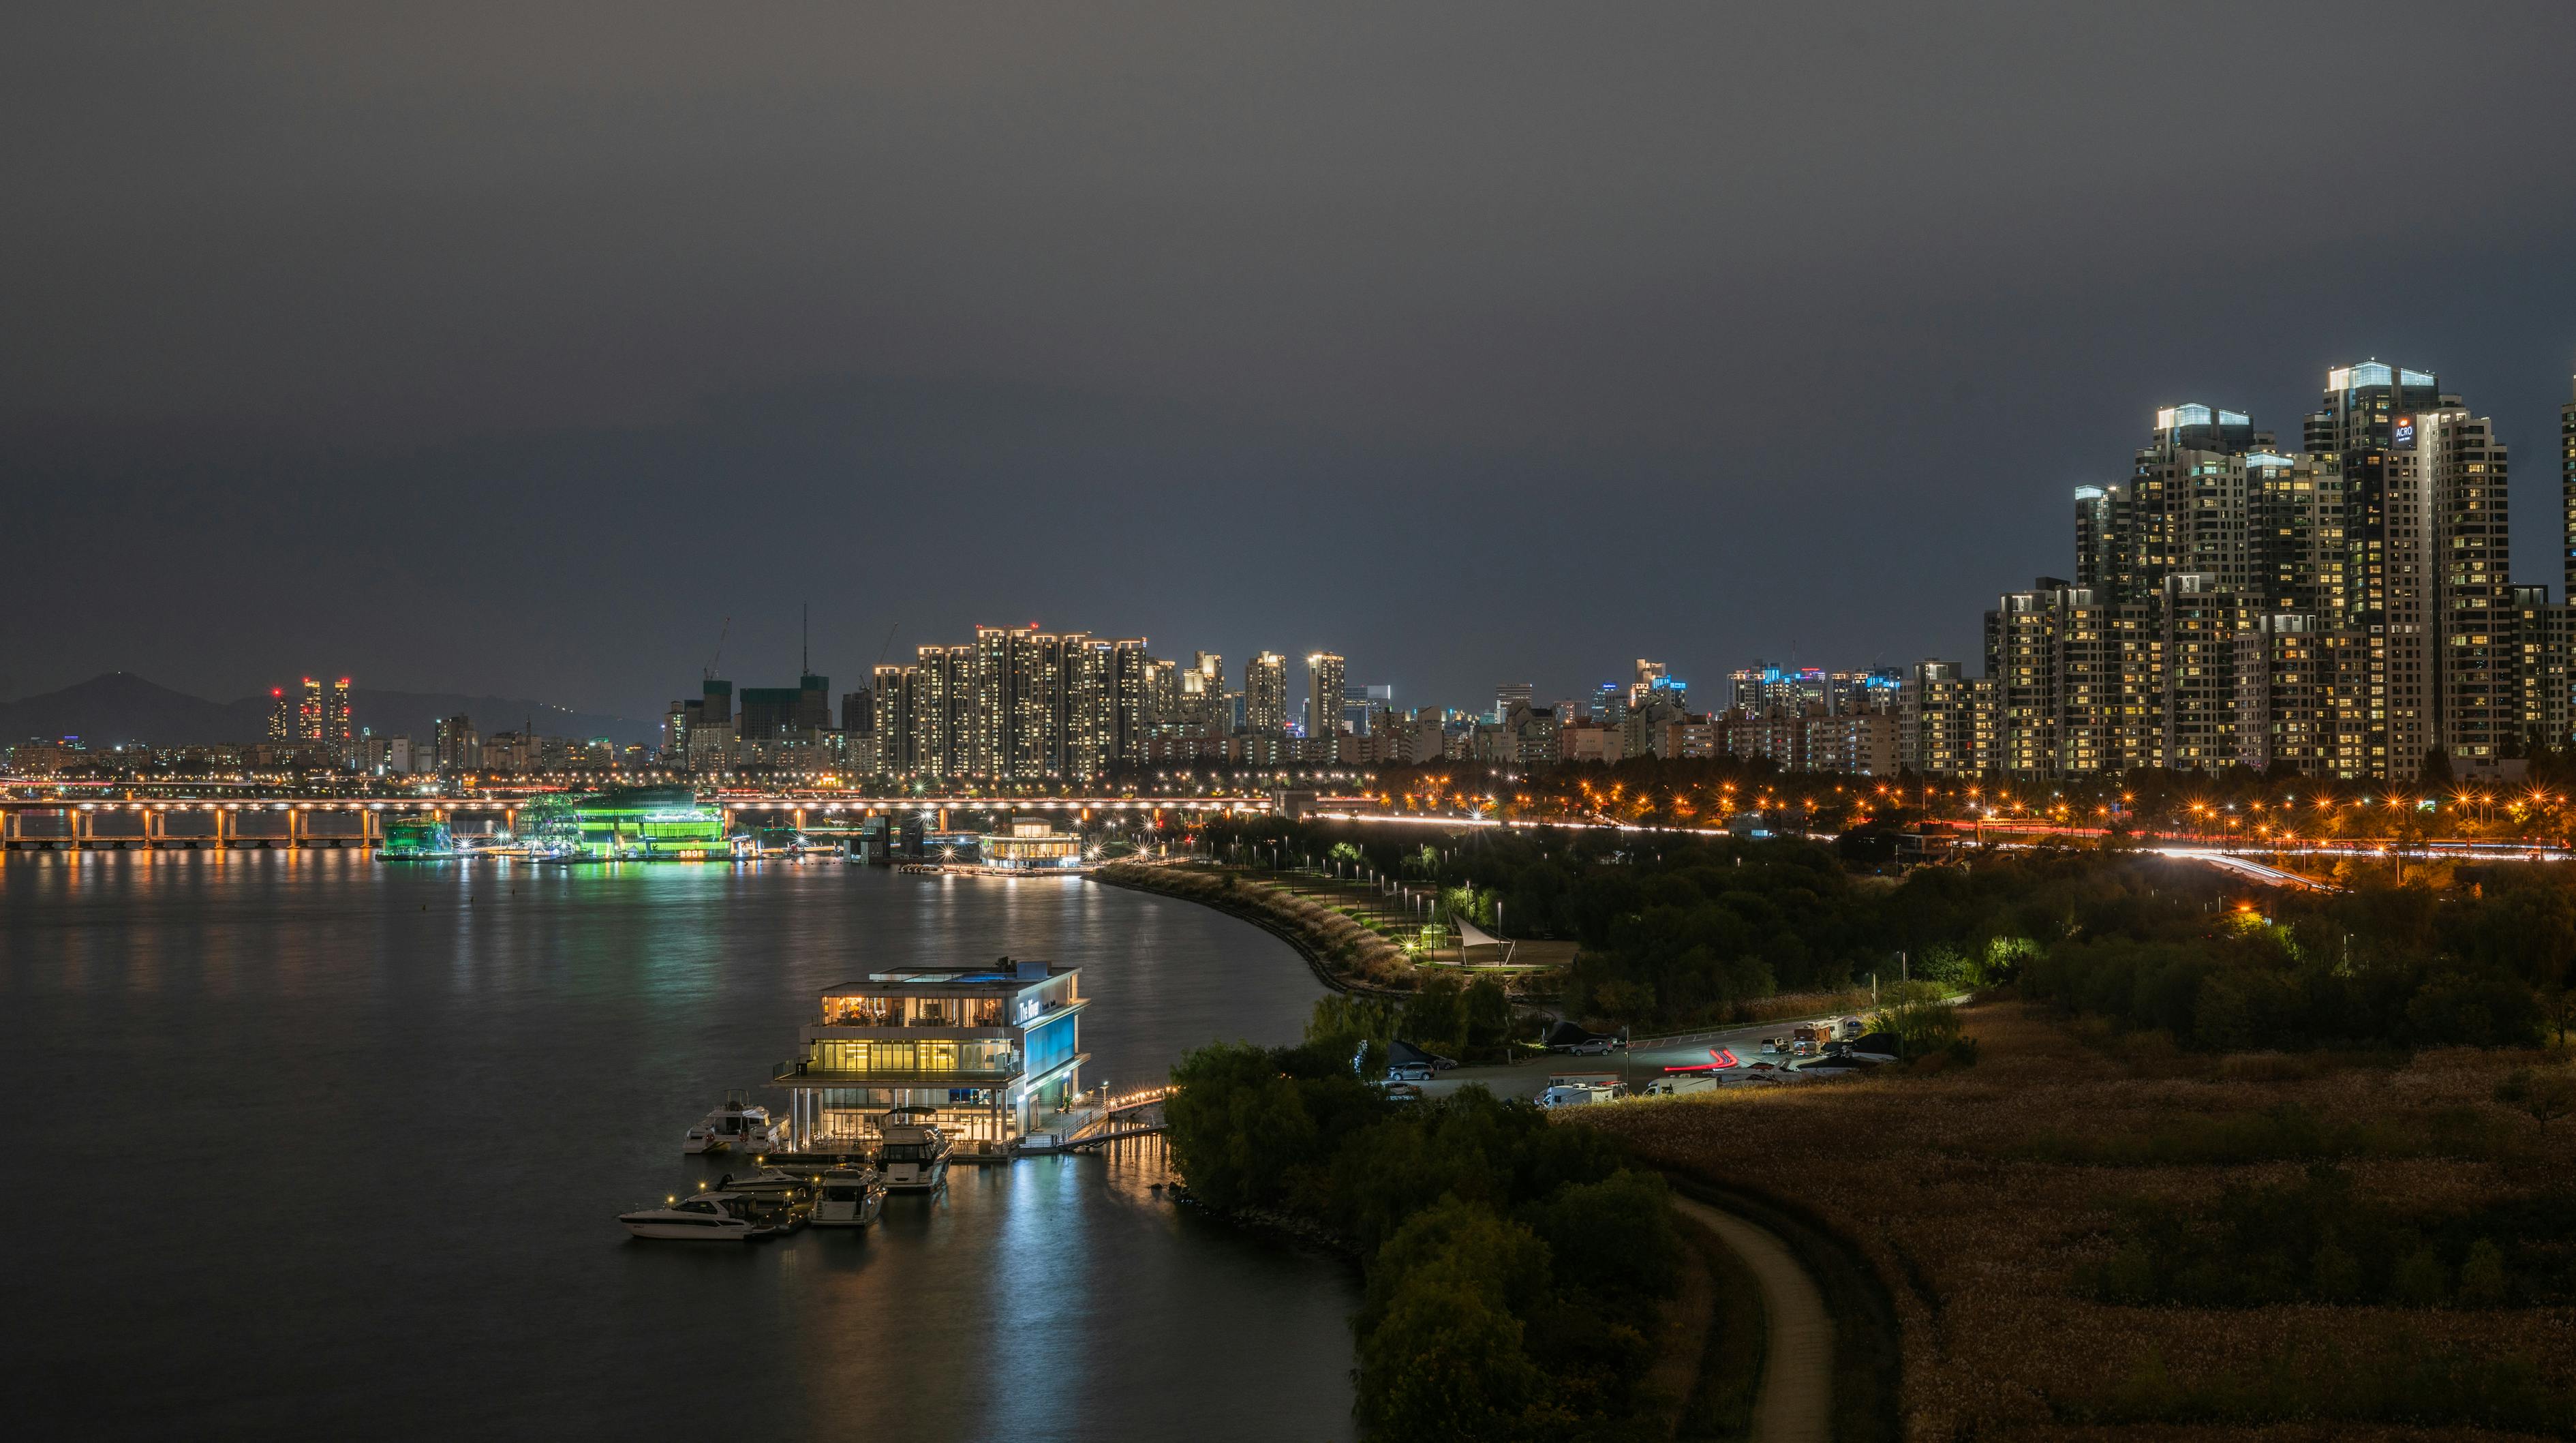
[1897,660,1988,776]
[2563,374,2576,598]
[267,687,292,740]
[2301,363,2511,773]
[855,629,1160,784]
[433,714,476,774]
[1178,652,1226,733]
[2160,573,2248,772]
[1306,652,1346,740]
[1970,361,2560,784]
[2513,586,2569,755]
[1246,653,1289,733]
[906,644,971,778]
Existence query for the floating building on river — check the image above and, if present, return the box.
[773,959,1086,1146]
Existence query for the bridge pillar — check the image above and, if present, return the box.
[72,809,87,851]
[288,809,302,850]
[215,808,230,850]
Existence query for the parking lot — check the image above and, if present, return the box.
[1409,1014,1869,1104]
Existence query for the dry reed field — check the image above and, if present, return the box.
[1584,1001,2576,1441]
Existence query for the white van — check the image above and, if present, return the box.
[1535,1084,1616,1109]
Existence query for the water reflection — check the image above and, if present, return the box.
[3,854,1356,1442]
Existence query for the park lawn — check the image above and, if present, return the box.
[1582,1000,2576,1441]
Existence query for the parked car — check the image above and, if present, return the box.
[1838,1016,1866,1040]
[1385,1062,1435,1082]
[1759,1037,1784,1056]
[1570,1037,1614,1056]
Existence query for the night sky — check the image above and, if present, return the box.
[8,4,2575,723]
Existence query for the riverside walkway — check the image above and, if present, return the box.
[1676,1196,1833,1443]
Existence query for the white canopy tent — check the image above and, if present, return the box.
[1452,917,1517,965]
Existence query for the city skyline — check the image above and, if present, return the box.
[10,7,2576,724]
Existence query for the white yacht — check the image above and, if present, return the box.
[812,1165,886,1227]
[876,1106,951,1191]
[683,1095,788,1155]
[709,1167,811,1196]
[619,1195,758,1241]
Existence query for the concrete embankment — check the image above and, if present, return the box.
[1092,861,1413,996]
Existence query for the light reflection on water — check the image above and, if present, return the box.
[1,852,1358,1441]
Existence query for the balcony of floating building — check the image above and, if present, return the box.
[773,1036,1024,1084]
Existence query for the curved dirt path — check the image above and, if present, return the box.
[1676,1196,1833,1443]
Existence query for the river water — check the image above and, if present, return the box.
[1,853,1357,1440]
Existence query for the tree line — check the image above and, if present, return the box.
[1199,817,2576,1048]
[1167,1000,1679,1442]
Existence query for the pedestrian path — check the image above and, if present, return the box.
[1676,1196,1833,1443]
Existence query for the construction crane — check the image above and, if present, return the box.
[705,616,729,682]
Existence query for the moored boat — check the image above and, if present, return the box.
[619,1194,758,1241]
[684,1094,788,1155]
[813,1165,886,1227]
[876,1106,951,1191]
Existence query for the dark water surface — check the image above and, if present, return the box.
[1,853,1356,1441]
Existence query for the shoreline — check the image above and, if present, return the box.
[1095,860,1565,1002]
[1092,861,1416,997]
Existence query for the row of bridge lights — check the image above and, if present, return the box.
[65,801,395,811]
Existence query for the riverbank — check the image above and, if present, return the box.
[1097,860,1419,995]
[1096,860,1566,999]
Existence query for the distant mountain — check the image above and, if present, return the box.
[0,672,247,747]
[0,673,655,748]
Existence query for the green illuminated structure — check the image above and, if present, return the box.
[568,785,729,859]
[378,818,455,859]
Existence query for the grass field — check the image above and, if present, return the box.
[1583,1000,2576,1440]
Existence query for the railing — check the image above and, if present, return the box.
[771,1060,1022,1084]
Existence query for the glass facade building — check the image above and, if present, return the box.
[774,960,1086,1146]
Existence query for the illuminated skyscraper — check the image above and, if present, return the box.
[266,687,292,740]
[2564,371,2576,597]
[298,678,324,741]
[1245,652,1288,733]
[1178,652,1225,733]
[433,715,476,774]
[325,678,352,742]
[2305,363,2508,771]
[1305,652,1345,739]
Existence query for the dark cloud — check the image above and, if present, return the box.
[6,3,2574,718]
